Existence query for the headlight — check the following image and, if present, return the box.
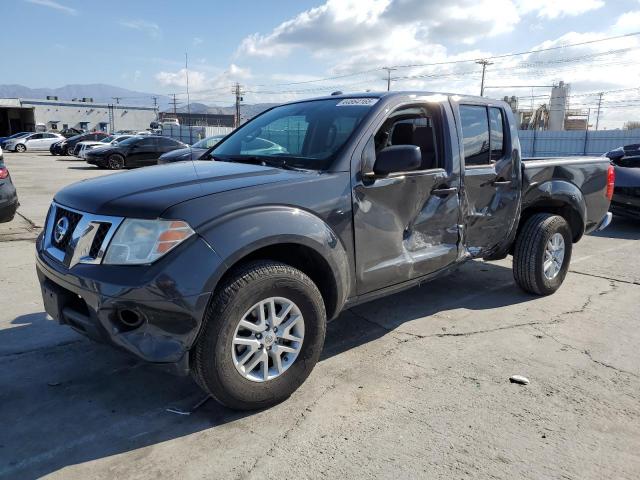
[103,219,194,265]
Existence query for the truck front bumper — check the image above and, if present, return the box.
[35,233,224,373]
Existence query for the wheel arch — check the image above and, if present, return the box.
[198,206,353,321]
[519,180,586,243]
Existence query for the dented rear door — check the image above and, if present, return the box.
[351,98,461,295]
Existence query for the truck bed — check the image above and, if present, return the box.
[521,156,611,237]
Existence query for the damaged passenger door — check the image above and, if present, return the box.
[352,102,461,295]
[452,102,519,256]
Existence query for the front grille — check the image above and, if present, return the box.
[89,223,111,257]
[52,207,82,250]
[44,202,123,268]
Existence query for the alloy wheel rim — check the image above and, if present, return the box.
[232,297,305,382]
[109,156,123,169]
[543,232,565,280]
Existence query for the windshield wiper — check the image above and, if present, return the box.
[222,155,306,171]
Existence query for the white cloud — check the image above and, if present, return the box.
[155,64,252,102]
[193,37,203,46]
[120,19,161,39]
[516,0,604,20]
[237,0,519,58]
[24,0,77,15]
[156,69,208,90]
[611,9,640,34]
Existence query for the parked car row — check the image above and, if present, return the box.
[50,131,110,156]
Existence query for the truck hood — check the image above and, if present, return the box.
[54,160,303,217]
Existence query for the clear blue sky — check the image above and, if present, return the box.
[2,0,640,127]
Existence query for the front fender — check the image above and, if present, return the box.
[198,205,352,317]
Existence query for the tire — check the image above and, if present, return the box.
[192,260,326,410]
[107,154,125,170]
[513,213,572,295]
[15,144,26,153]
[66,145,75,156]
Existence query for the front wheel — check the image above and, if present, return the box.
[107,154,125,170]
[192,261,326,410]
[66,145,74,156]
[513,213,572,295]
[15,144,26,153]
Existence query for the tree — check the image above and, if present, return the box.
[623,121,640,130]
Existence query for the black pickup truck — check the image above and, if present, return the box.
[36,92,613,410]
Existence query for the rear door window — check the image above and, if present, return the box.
[489,107,505,161]
[460,105,490,166]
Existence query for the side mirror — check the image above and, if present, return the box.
[373,145,422,175]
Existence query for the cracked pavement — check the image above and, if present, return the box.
[1,153,639,479]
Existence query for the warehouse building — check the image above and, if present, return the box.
[0,97,157,136]
[159,111,235,128]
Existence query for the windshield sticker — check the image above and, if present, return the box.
[336,98,379,107]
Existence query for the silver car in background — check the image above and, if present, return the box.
[4,132,64,152]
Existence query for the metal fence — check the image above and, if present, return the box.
[161,125,233,144]
[519,129,640,158]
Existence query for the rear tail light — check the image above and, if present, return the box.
[0,167,8,179]
[606,164,615,201]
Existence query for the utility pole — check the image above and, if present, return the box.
[111,97,121,133]
[169,93,180,116]
[476,60,493,96]
[595,92,604,131]
[382,67,397,91]
[233,83,244,128]
[151,96,158,123]
[185,52,193,144]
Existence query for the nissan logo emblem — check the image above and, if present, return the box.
[54,216,70,243]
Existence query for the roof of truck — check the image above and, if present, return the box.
[282,90,498,105]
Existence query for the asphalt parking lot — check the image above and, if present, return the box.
[1,152,639,479]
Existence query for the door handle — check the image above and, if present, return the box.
[492,178,512,186]
[431,186,457,197]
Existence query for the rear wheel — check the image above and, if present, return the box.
[15,144,26,153]
[107,154,125,170]
[513,213,572,295]
[192,261,326,410]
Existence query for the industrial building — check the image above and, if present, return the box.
[0,97,157,136]
[159,111,235,128]
[504,81,589,131]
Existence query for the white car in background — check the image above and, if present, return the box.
[75,134,135,159]
[4,132,65,152]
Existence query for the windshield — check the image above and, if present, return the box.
[212,98,375,169]
[100,136,115,143]
[192,135,224,149]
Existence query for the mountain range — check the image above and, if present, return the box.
[0,83,277,118]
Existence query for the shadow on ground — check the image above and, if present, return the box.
[0,260,534,479]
